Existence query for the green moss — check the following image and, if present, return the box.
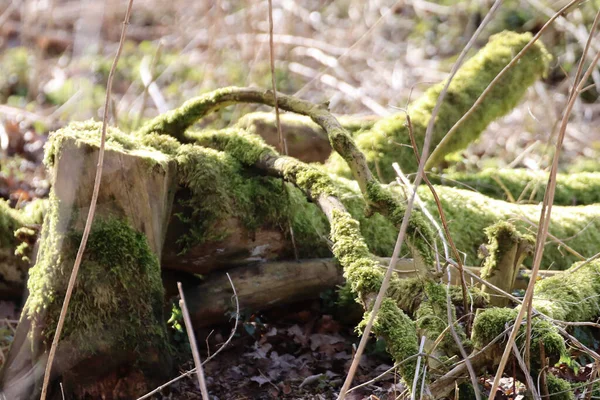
[0,200,46,284]
[44,120,172,169]
[174,141,331,256]
[416,184,600,270]
[533,260,600,322]
[472,307,565,367]
[325,31,551,181]
[364,180,436,266]
[448,285,489,308]
[25,202,169,361]
[546,374,574,400]
[188,127,436,261]
[360,298,419,385]
[480,221,534,277]
[415,281,461,354]
[137,87,240,140]
[437,168,600,205]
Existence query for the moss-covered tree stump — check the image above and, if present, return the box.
[0,132,176,399]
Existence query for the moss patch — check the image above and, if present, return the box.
[546,373,574,400]
[471,307,565,368]
[532,260,600,322]
[416,184,600,270]
[25,202,169,362]
[360,298,419,384]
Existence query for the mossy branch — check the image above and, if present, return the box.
[324,31,550,181]
[436,168,600,206]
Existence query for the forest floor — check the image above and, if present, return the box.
[2,0,600,399]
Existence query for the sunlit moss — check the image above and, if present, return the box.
[436,168,600,205]
[325,31,551,181]
[472,308,565,368]
[415,185,600,270]
[25,196,169,363]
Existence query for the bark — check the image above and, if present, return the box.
[0,136,176,400]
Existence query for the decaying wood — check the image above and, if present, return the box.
[182,259,344,327]
[1,138,177,400]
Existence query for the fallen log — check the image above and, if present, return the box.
[179,257,561,328]
[324,31,551,181]
[0,132,176,400]
[434,168,600,205]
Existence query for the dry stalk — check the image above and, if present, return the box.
[488,43,600,397]
[267,0,285,155]
[177,282,209,399]
[267,0,299,260]
[336,3,500,397]
[410,337,426,400]
[538,341,550,399]
[39,1,135,398]
[511,338,541,400]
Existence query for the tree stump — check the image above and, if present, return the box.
[0,132,177,400]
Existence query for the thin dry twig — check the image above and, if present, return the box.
[136,273,240,400]
[177,282,209,399]
[267,0,285,155]
[39,1,135,398]
[538,341,550,399]
[410,337,426,400]
[511,337,541,400]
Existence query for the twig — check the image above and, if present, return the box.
[584,362,599,400]
[490,11,600,398]
[410,337,426,400]
[39,1,135,399]
[511,336,541,400]
[177,282,209,399]
[267,0,285,156]
[267,0,298,260]
[446,268,481,400]
[538,341,550,399]
[136,273,239,400]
